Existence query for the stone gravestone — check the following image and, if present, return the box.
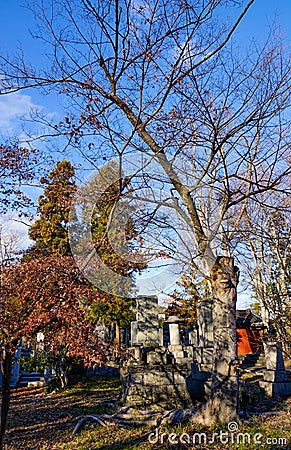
[186,299,213,400]
[10,345,22,387]
[259,342,291,397]
[131,296,161,347]
[121,296,194,411]
[166,315,190,362]
[196,299,214,372]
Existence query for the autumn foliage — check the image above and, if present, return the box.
[0,144,36,213]
[1,255,109,365]
[167,272,210,328]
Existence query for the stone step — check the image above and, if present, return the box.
[17,372,44,388]
[27,379,45,388]
[17,380,45,388]
[242,362,266,368]
[20,372,42,378]
[239,353,264,359]
[20,376,44,383]
[242,358,266,364]
[240,353,266,368]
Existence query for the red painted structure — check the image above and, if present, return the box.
[236,309,264,355]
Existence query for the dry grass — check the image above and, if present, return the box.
[2,377,291,450]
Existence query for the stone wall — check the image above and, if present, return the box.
[120,362,193,411]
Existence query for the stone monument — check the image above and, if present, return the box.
[186,299,213,400]
[196,299,214,372]
[259,342,291,397]
[120,296,195,411]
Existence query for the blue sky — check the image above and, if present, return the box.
[1,0,291,46]
[0,0,290,145]
[0,0,290,306]
[1,0,290,198]
[236,0,291,40]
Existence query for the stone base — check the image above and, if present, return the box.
[120,363,193,411]
[168,344,185,359]
[259,380,291,397]
[195,347,213,372]
[146,349,168,365]
[27,379,45,388]
[188,370,212,401]
[263,370,289,383]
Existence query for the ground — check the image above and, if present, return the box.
[2,377,291,450]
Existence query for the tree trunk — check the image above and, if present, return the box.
[56,357,68,389]
[0,349,13,450]
[115,323,120,345]
[195,256,240,425]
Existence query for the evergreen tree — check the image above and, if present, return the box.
[28,160,144,344]
[28,160,76,256]
[77,161,145,343]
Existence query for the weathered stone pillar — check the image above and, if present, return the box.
[169,323,181,346]
[259,341,291,397]
[166,316,186,362]
[130,320,138,346]
[196,299,214,372]
[133,343,142,361]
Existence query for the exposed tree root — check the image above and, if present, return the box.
[72,407,199,435]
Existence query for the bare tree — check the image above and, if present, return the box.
[235,195,291,354]
[0,222,27,267]
[1,0,291,423]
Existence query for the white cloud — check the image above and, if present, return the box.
[0,92,40,133]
